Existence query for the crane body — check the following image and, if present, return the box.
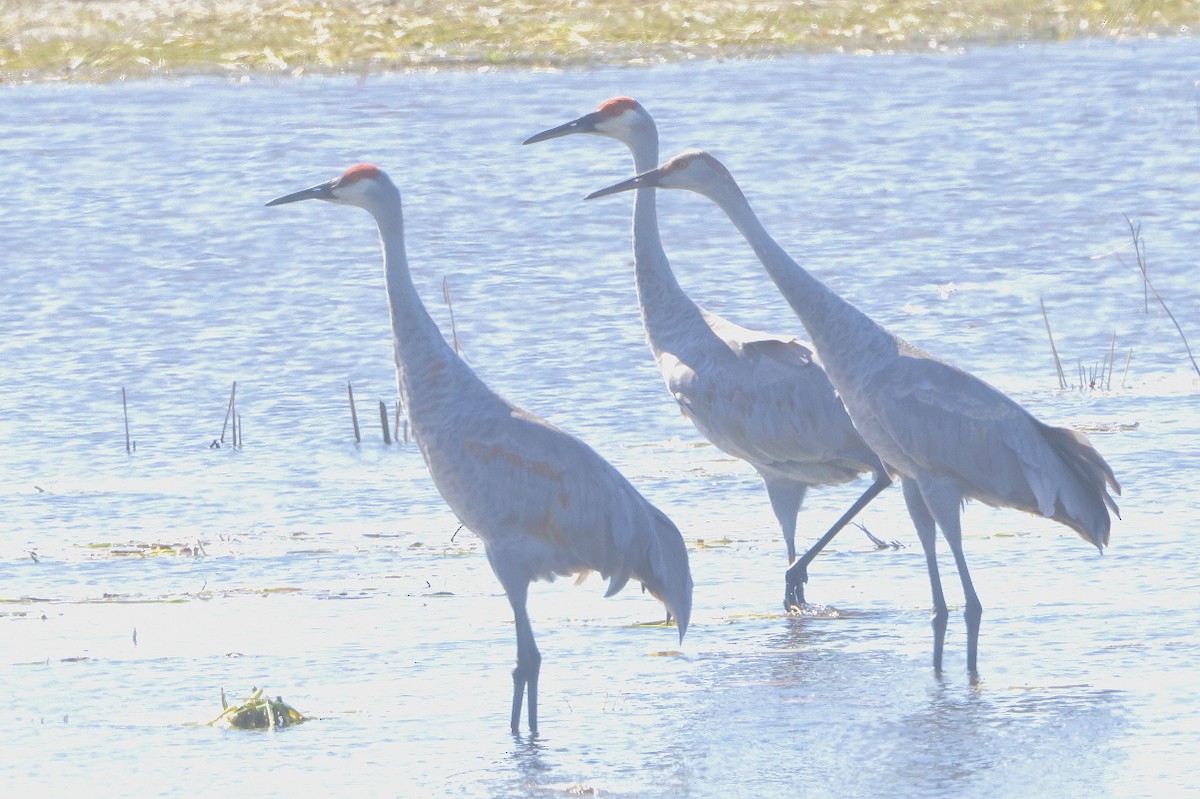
[268,165,692,733]
[588,150,1120,676]
[526,99,889,610]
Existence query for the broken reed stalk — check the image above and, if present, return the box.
[236,413,242,448]
[1106,331,1117,391]
[378,400,391,444]
[1040,297,1068,390]
[1125,216,1200,383]
[219,381,237,445]
[1121,347,1133,389]
[392,401,402,443]
[347,382,361,443]
[442,276,461,353]
[1130,217,1149,314]
[122,386,131,454]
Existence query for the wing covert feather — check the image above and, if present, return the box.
[662,333,874,479]
[438,406,663,580]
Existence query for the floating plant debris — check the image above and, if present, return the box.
[208,687,307,730]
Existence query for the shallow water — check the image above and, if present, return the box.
[2,38,1199,798]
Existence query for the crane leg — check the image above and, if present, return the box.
[902,477,948,673]
[920,482,983,679]
[784,474,892,611]
[506,584,542,735]
[764,478,805,565]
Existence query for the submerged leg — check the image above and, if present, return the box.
[505,582,542,735]
[901,476,948,673]
[784,474,892,611]
[919,480,983,678]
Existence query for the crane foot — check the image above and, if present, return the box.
[783,569,807,613]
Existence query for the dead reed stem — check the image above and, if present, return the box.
[347,382,361,443]
[1124,216,1200,384]
[378,400,391,444]
[1039,297,1068,390]
[122,386,132,454]
[220,381,237,445]
[443,276,461,354]
[1106,331,1117,391]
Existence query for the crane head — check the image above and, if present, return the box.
[522,96,650,145]
[266,164,395,209]
[585,149,735,200]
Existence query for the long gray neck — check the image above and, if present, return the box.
[704,176,896,387]
[371,193,464,415]
[626,129,713,354]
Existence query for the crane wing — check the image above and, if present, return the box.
[439,403,678,591]
[868,347,1119,547]
[660,331,875,483]
[701,310,795,348]
[869,349,1095,519]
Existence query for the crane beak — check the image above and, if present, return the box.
[584,167,664,200]
[265,179,337,207]
[522,111,602,145]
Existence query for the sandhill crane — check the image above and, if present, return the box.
[588,150,1120,676]
[525,98,890,611]
[267,164,692,734]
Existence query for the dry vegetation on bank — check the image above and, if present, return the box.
[1,0,1196,81]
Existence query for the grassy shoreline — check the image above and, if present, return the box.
[2,0,1197,82]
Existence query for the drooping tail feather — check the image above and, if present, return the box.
[642,506,693,641]
[604,571,631,598]
[594,500,692,641]
[1039,422,1121,550]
